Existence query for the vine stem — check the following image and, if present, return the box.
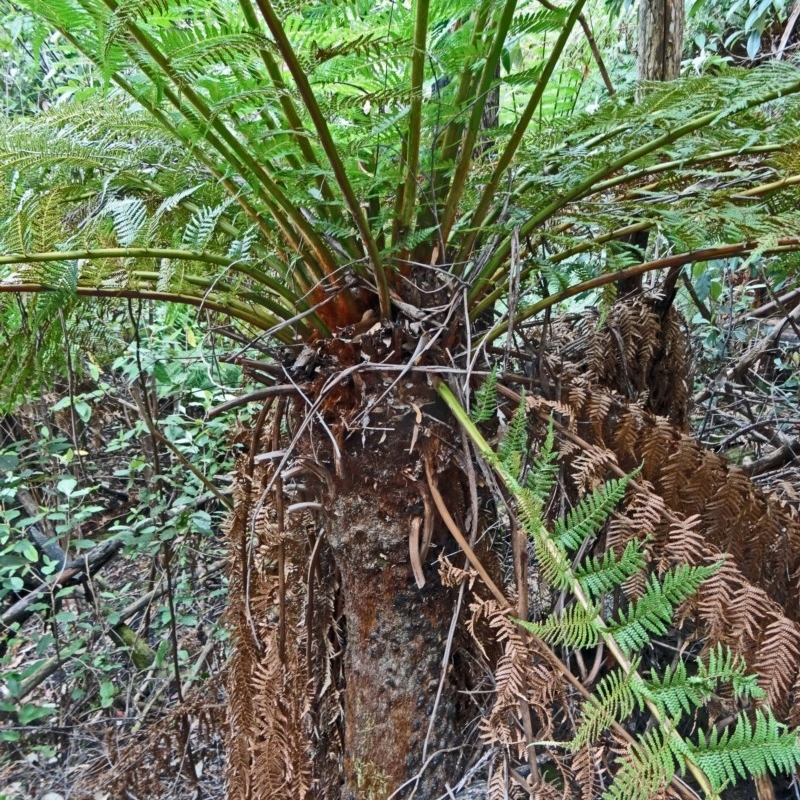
[436,379,719,798]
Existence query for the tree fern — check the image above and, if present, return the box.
[4,0,800,796]
[4,3,800,347]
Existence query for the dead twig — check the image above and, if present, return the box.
[207,384,298,418]
[424,457,511,610]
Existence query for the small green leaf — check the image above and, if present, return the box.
[17,702,55,724]
[191,510,213,534]
[99,681,116,708]
[57,476,78,497]
[0,453,19,470]
[74,400,92,423]
[18,541,38,562]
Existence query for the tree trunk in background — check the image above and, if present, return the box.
[617,0,685,296]
[637,0,684,82]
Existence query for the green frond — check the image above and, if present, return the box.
[161,29,266,82]
[181,202,231,251]
[517,601,601,650]
[153,185,205,221]
[470,366,499,423]
[608,564,719,657]
[525,417,558,506]
[572,667,639,751]
[520,502,572,589]
[226,231,257,262]
[640,658,706,720]
[508,6,569,38]
[554,473,635,552]
[604,727,677,800]
[639,644,763,721]
[691,709,800,793]
[703,645,765,702]
[498,393,528,480]
[575,539,648,601]
[106,198,149,248]
[390,225,439,256]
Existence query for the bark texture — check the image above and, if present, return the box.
[321,382,471,799]
[224,364,479,800]
[637,0,685,82]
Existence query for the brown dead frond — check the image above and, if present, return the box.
[224,406,342,800]
[571,743,608,800]
[469,599,567,758]
[754,615,800,716]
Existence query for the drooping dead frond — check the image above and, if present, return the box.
[560,295,692,427]
[224,407,341,800]
[571,743,608,800]
[556,381,800,617]
[469,598,568,753]
[754,615,800,717]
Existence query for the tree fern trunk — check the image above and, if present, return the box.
[226,376,476,800]
[327,418,467,799]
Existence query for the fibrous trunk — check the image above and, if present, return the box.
[225,368,476,800]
